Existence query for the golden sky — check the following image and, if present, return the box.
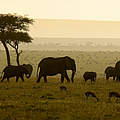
[29,19,120,38]
[1,0,120,21]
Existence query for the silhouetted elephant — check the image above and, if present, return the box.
[83,72,97,83]
[37,56,76,83]
[105,66,116,80]
[1,64,33,82]
[115,61,120,81]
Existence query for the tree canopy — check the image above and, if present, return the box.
[0,14,33,65]
[0,14,33,42]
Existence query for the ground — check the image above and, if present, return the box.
[0,77,119,120]
[0,51,120,120]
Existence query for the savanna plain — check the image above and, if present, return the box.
[1,50,120,120]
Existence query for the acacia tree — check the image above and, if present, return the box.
[7,32,32,65]
[0,14,33,66]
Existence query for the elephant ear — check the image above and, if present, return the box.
[23,64,33,77]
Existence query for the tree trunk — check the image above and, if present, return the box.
[7,42,22,66]
[2,41,11,66]
[15,48,20,66]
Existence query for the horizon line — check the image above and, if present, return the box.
[32,37,120,39]
[33,18,120,23]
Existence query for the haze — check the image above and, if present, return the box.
[1,0,120,50]
[1,0,120,38]
[29,19,120,38]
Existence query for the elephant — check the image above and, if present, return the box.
[83,72,97,83]
[36,56,76,83]
[1,64,33,82]
[115,61,120,81]
[104,66,116,80]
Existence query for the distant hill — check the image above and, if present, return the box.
[29,19,120,38]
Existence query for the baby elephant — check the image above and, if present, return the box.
[85,91,99,101]
[1,64,33,82]
[83,72,97,83]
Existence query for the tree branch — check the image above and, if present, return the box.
[8,42,16,49]
[15,43,18,49]
[18,50,22,55]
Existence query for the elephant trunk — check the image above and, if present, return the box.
[23,64,33,79]
[25,70,32,79]
[26,74,30,78]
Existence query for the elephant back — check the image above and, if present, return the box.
[83,72,96,79]
[3,65,16,73]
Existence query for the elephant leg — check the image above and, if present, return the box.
[116,76,119,81]
[16,76,19,82]
[61,74,64,83]
[116,76,120,81]
[113,76,115,80]
[71,79,74,83]
[20,75,24,82]
[64,71,70,83]
[71,71,75,83]
[44,76,47,83]
[106,75,109,80]
[117,76,120,81]
[7,77,9,82]
[37,73,42,83]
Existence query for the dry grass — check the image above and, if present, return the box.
[0,77,119,120]
[0,50,120,120]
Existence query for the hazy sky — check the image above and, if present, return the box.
[30,19,120,38]
[1,0,120,21]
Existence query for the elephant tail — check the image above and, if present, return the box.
[37,64,40,78]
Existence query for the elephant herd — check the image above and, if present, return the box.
[83,60,120,83]
[1,56,120,83]
[0,56,76,83]
[105,60,120,81]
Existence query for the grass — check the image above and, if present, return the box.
[0,50,120,119]
[0,77,119,120]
